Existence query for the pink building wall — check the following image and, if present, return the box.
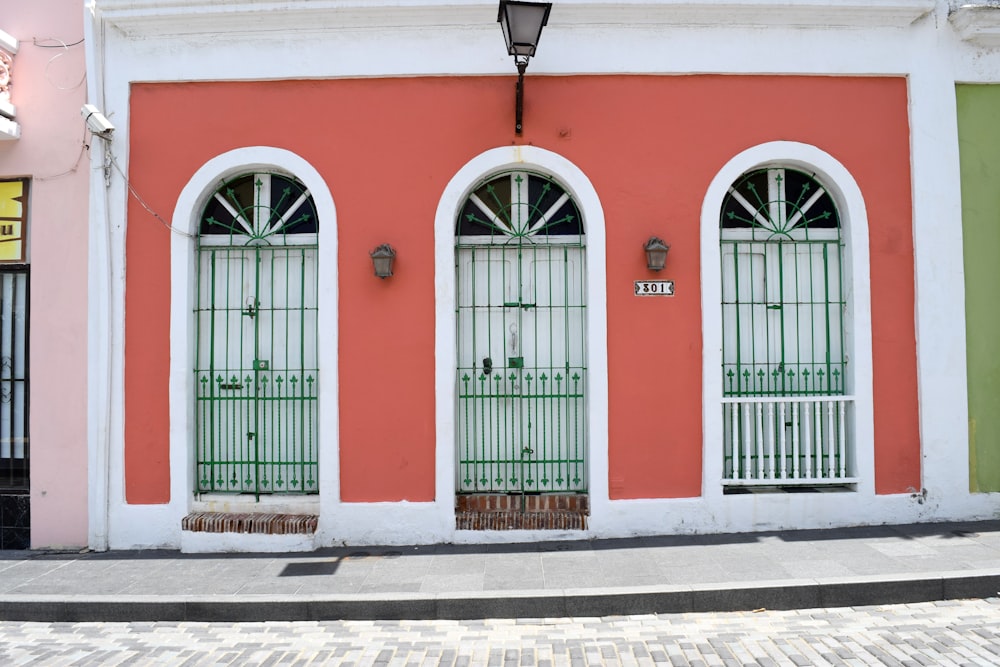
[0,1,89,548]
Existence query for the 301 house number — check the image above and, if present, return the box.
[634,280,675,296]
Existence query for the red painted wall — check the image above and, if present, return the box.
[125,75,919,504]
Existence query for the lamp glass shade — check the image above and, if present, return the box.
[370,244,396,279]
[498,0,552,57]
[644,237,669,272]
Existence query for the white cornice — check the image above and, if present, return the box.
[950,3,1000,46]
[0,116,19,140]
[0,28,18,55]
[96,1,936,38]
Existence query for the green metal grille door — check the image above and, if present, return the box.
[456,171,587,494]
[195,172,319,497]
[720,167,851,486]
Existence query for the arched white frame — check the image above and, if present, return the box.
[169,147,339,520]
[701,142,874,498]
[435,146,609,527]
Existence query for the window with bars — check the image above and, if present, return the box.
[719,167,852,486]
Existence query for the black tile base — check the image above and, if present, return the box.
[0,494,29,549]
[0,526,28,549]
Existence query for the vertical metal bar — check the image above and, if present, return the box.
[791,401,800,479]
[766,402,776,479]
[0,273,9,486]
[823,243,832,395]
[741,401,751,480]
[778,401,787,478]
[8,273,16,468]
[754,402,763,480]
[209,250,219,489]
[729,403,738,480]
[837,242,847,393]
[748,243,758,395]
[468,247,477,488]
[302,249,308,490]
[839,401,847,478]
[731,246,742,394]
[253,246,262,498]
[775,242,785,397]
[802,401,812,478]
[826,400,835,478]
[813,400,822,479]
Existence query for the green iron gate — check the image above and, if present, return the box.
[195,172,319,497]
[456,171,587,495]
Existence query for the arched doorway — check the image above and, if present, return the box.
[194,171,319,497]
[454,169,588,520]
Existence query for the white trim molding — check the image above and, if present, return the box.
[157,146,339,550]
[950,3,1000,46]
[96,1,935,37]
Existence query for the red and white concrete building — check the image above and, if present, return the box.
[58,0,1000,551]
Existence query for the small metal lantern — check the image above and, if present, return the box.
[498,0,551,59]
[644,237,670,272]
[370,243,396,279]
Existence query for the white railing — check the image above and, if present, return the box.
[721,395,854,485]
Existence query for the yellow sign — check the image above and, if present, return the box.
[0,179,26,262]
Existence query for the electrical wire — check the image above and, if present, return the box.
[32,37,85,48]
[35,125,89,181]
[108,152,195,239]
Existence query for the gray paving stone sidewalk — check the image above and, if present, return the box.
[1,520,1000,621]
[2,599,1000,666]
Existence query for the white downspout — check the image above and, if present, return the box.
[83,0,110,551]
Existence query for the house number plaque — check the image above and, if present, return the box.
[634,280,674,296]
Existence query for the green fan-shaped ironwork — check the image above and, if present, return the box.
[200,172,318,242]
[721,167,838,239]
[456,171,583,240]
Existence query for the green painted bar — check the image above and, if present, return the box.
[957,85,1000,492]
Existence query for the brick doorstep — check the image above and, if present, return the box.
[181,512,318,535]
[455,494,589,530]
[456,509,588,530]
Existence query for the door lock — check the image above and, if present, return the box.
[482,357,492,376]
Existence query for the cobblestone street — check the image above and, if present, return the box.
[1,598,999,666]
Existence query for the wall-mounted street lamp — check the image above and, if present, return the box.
[644,237,670,272]
[497,0,552,135]
[370,243,396,279]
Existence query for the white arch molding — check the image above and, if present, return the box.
[700,141,875,501]
[167,147,340,545]
[434,146,609,538]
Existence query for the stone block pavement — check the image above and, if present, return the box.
[1,520,1000,622]
[2,599,1000,666]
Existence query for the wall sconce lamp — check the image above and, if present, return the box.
[644,237,670,271]
[497,0,552,135]
[370,243,396,279]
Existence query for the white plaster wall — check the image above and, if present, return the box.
[0,0,90,549]
[86,0,1000,550]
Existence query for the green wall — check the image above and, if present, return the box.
[958,84,1000,492]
